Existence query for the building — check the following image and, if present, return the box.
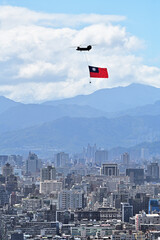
[101,163,118,176]
[75,210,100,221]
[129,193,149,215]
[71,224,112,238]
[0,174,5,183]
[83,143,97,162]
[0,185,9,206]
[55,152,69,167]
[57,210,74,224]
[11,233,24,240]
[147,162,159,181]
[22,197,42,211]
[44,204,57,222]
[40,180,62,194]
[95,149,108,166]
[121,152,130,165]
[111,231,145,240]
[5,174,18,193]
[98,207,121,221]
[126,168,144,185]
[26,152,41,176]
[141,148,149,160]
[10,192,17,206]
[58,189,84,210]
[40,165,56,181]
[148,199,160,214]
[121,203,133,223]
[135,212,160,231]
[2,163,13,178]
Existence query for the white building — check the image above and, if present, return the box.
[135,212,160,231]
[40,180,62,194]
[58,189,84,210]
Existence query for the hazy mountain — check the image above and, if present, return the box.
[0,103,107,133]
[0,96,22,114]
[109,140,160,161]
[0,83,160,133]
[1,115,160,152]
[43,83,160,112]
[1,83,160,155]
[115,100,160,117]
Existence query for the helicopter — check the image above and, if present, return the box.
[76,45,92,51]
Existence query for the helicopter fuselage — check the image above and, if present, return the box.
[76,45,92,51]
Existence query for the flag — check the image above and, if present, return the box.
[88,65,109,78]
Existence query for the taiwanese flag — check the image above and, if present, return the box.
[88,65,109,78]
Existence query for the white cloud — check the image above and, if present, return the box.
[0,6,126,29]
[0,5,158,103]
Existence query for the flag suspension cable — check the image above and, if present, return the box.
[83,52,92,84]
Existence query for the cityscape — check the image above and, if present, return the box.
[1,145,160,239]
[0,0,160,239]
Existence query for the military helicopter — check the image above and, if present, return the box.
[76,45,92,51]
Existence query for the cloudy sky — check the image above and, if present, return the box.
[0,0,159,103]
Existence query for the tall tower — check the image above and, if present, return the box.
[26,152,41,176]
[121,203,133,222]
[55,152,69,167]
[95,150,108,166]
[147,162,159,180]
[121,152,130,166]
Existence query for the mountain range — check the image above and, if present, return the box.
[43,83,160,112]
[1,83,160,156]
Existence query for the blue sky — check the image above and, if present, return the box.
[1,0,160,65]
[1,0,157,31]
[0,0,159,102]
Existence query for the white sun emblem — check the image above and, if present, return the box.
[92,67,96,71]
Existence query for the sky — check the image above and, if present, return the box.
[0,0,160,103]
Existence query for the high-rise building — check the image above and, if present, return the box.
[58,189,84,210]
[2,163,13,178]
[121,202,133,222]
[0,185,9,206]
[6,174,18,193]
[121,152,130,165]
[83,144,97,162]
[40,165,56,181]
[55,152,69,167]
[26,152,41,175]
[147,162,159,180]
[141,148,149,160]
[10,192,17,206]
[95,150,108,166]
[126,168,144,185]
[129,193,149,215]
[101,163,118,176]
